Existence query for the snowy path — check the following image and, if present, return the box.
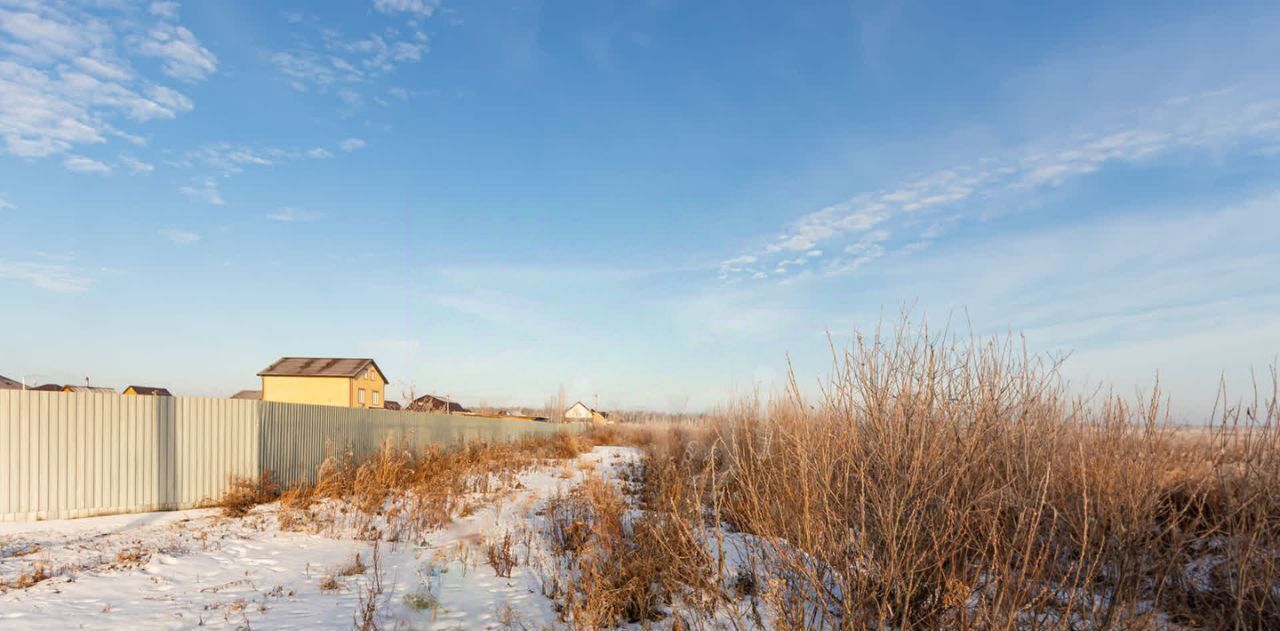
[0,446,640,630]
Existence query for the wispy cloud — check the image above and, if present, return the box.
[722,90,1280,282]
[63,154,110,174]
[266,207,321,222]
[118,154,154,174]
[0,259,92,293]
[268,10,431,103]
[0,1,214,162]
[149,2,180,19]
[338,137,366,151]
[178,176,224,205]
[0,194,14,210]
[373,0,440,18]
[133,23,217,82]
[159,227,200,244]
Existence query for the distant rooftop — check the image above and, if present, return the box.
[126,386,172,396]
[257,357,387,383]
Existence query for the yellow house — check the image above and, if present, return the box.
[123,385,173,396]
[257,357,388,408]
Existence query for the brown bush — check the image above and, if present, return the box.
[638,321,1280,629]
[486,531,518,578]
[219,471,280,517]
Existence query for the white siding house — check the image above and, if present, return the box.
[564,401,594,421]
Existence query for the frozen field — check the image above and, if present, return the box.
[0,446,641,630]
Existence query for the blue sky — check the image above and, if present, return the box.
[1,0,1278,416]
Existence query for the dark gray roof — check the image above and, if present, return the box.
[230,389,263,400]
[0,374,21,389]
[257,357,387,383]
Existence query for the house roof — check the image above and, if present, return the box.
[383,400,402,410]
[230,389,263,400]
[0,374,21,389]
[126,386,172,396]
[30,384,62,391]
[63,385,116,394]
[257,357,388,383]
[406,394,470,413]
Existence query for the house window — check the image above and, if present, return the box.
[358,389,366,405]
[373,391,380,406]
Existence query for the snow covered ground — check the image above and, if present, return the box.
[0,446,641,630]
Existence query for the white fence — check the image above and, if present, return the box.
[0,390,583,522]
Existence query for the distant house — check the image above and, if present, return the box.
[123,386,172,396]
[0,374,21,390]
[257,357,388,408]
[383,400,402,411]
[564,401,612,424]
[564,401,594,421]
[30,384,62,392]
[230,389,263,400]
[406,394,469,414]
[63,385,116,394]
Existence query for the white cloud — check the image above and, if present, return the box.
[148,2,180,20]
[134,23,217,83]
[0,194,13,210]
[266,207,321,222]
[0,3,211,162]
[159,227,200,244]
[179,176,224,205]
[62,154,110,174]
[338,137,366,151]
[0,260,92,293]
[372,0,440,18]
[177,142,333,175]
[118,154,154,174]
[336,88,363,108]
[723,89,1280,281]
[270,7,433,104]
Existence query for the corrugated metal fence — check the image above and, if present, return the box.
[0,390,582,522]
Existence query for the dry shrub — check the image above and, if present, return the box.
[114,546,151,568]
[318,573,341,592]
[12,564,51,589]
[339,552,368,576]
[267,429,613,539]
[219,471,280,517]
[353,541,385,630]
[643,319,1280,629]
[540,474,711,628]
[486,531,518,578]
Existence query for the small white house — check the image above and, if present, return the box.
[564,401,594,421]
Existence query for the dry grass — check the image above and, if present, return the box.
[318,573,341,592]
[265,427,658,543]
[535,471,719,629]
[630,320,1280,629]
[353,541,385,630]
[486,531,518,578]
[218,471,281,518]
[338,552,368,577]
